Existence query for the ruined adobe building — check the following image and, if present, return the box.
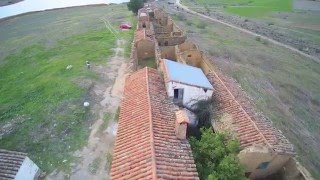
[160,59,214,107]
[110,68,199,179]
[124,4,312,180]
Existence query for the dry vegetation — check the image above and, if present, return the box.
[160,1,320,178]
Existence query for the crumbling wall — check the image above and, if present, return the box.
[151,23,162,66]
[154,9,168,25]
[152,9,186,46]
[238,146,292,179]
[177,49,212,74]
[157,36,187,46]
[179,50,202,67]
[279,158,313,180]
[178,41,198,52]
[160,46,177,60]
[129,41,138,71]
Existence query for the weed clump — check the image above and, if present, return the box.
[196,22,207,29]
[255,36,261,42]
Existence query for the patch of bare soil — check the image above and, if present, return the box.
[46,39,129,180]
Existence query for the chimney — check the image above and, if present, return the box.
[175,110,189,140]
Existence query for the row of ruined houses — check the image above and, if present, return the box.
[110,2,313,180]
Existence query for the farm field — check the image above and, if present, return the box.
[185,0,292,17]
[0,4,135,176]
[180,0,320,59]
[182,0,292,17]
[160,1,320,178]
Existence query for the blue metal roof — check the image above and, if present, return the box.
[164,59,213,89]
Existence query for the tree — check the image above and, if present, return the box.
[127,0,146,14]
[189,128,247,180]
[189,97,217,128]
[186,97,216,139]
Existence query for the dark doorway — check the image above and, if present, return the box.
[173,88,184,105]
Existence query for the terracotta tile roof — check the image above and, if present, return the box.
[0,149,27,179]
[110,67,199,180]
[207,72,295,155]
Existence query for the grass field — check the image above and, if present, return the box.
[183,0,292,17]
[0,4,134,173]
[138,57,157,68]
[225,0,292,17]
[180,0,320,47]
[169,8,320,179]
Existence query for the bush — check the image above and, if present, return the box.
[190,128,246,180]
[175,14,185,21]
[186,20,193,26]
[196,22,207,29]
[127,0,146,14]
[255,36,261,42]
[189,98,213,128]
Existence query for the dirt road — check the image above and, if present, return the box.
[46,39,129,180]
[175,0,320,64]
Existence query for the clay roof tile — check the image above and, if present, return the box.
[110,68,199,179]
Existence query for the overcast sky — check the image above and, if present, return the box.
[0,0,129,19]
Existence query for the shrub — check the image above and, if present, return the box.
[186,20,193,26]
[189,128,246,180]
[255,36,261,42]
[127,0,146,14]
[268,22,274,26]
[196,22,207,29]
[175,14,185,21]
[189,98,213,128]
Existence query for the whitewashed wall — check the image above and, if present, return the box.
[166,81,213,108]
[15,157,40,180]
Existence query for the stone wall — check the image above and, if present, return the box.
[238,145,291,179]
[160,46,177,60]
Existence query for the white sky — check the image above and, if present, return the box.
[0,0,129,19]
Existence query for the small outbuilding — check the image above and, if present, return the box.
[161,59,214,107]
[0,149,40,180]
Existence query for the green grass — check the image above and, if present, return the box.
[88,157,102,174]
[99,113,112,133]
[138,57,157,68]
[183,0,292,17]
[105,151,113,171]
[0,4,135,173]
[114,107,120,122]
[168,11,320,179]
[0,29,115,173]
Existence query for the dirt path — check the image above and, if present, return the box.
[175,0,320,63]
[46,39,129,180]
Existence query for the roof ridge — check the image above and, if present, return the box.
[145,67,158,180]
[167,79,214,90]
[210,70,274,150]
